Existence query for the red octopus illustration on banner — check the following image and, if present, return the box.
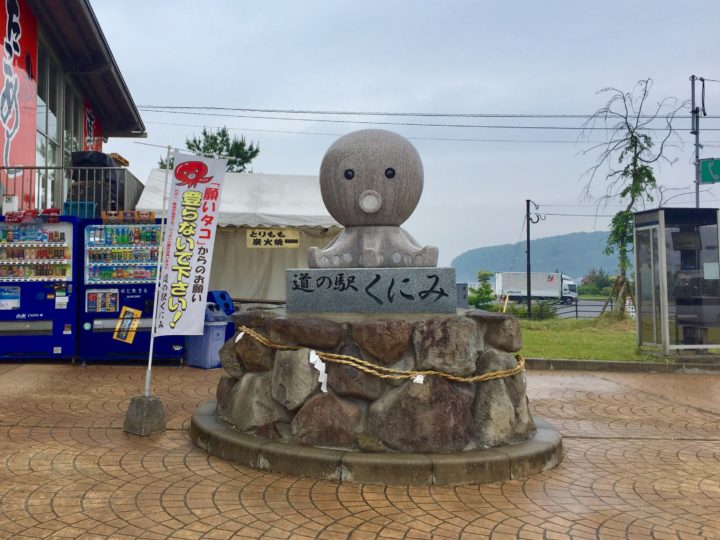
[174,160,214,187]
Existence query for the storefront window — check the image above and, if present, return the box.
[35,40,63,208]
[36,47,47,136]
[62,85,84,165]
[63,87,73,166]
[35,131,46,208]
[48,61,60,143]
[74,95,83,151]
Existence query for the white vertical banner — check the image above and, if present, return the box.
[155,151,227,336]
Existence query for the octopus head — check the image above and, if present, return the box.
[319,129,424,226]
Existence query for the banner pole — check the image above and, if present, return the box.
[144,146,173,398]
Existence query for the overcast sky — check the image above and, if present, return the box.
[91,0,720,266]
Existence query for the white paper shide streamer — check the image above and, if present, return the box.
[308,350,328,392]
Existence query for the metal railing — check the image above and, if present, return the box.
[0,166,143,217]
[521,298,630,320]
[477,298,630,320]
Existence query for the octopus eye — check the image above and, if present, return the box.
[385,168,396,179]
[344,169,354,180]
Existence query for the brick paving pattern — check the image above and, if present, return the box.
[0,364,718,539]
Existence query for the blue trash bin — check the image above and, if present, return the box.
[185,304,229,369]
[208,290,235,315]
[208,290,236,340]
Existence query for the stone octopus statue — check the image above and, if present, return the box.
[308,129,438,268]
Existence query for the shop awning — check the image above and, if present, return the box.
[26,0,145,138]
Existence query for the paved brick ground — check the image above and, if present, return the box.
[0,364,718,539]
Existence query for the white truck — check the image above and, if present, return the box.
[494,272,578,305]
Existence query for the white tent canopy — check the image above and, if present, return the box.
[137,169,341,302]
[137,169,339,228]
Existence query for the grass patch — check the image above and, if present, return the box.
[520,316,661,362]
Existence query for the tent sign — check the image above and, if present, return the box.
[247,228,299,248]
[700,158,720,184]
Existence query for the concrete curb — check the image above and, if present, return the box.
[525,357,720,373]
[190,400,563,486]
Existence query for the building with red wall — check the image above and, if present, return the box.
[0,0,144,209]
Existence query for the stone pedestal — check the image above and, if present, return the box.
[208,307,544,449]
[189,306,563,484]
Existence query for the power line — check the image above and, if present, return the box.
[145,121,343,138]
[538,209,720,217]
[138,104,720,120]
[139,109,720,131]
[539,203,628,208]
[145,120,720,145]
[542,213,618,217]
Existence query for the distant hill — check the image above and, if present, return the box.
[451,231,620,282]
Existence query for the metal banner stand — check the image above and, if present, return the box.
[123,146,173,436]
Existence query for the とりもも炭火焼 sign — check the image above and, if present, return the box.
[246,228,299,248]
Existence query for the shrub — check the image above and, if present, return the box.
[506,300,558,320]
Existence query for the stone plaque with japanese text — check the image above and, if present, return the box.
[286,267,456,313]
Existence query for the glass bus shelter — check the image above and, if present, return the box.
[634,208,720,354]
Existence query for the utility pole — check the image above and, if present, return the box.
[525,199,542,319]
[691,75,706,208]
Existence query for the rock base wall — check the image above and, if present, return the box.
[213,307,537,453]
[191,401,563,486]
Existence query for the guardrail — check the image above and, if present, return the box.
[554,300,612,319]
[483,298,634,320]
[0,166,143,217]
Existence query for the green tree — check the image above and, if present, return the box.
[468,270,496,309]
[581,79,683,314]
[579,267,614,296]
[159,126,259,172]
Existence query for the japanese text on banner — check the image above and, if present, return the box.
[155,152,227,336]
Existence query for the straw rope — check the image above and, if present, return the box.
[236,325,525,384]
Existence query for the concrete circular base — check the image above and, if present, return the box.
[190,400,563,486]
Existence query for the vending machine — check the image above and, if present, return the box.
[0,216,79,359]
[78,220,185,361]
